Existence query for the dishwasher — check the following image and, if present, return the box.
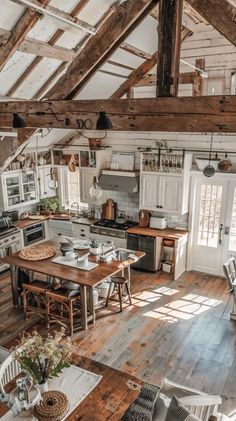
[127,233,162,272]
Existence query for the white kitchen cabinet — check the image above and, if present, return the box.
[0,170,38,211]
[72,222,91,239]
[48,219,73,239]
[139,153,192,214]
[38,165,57,199]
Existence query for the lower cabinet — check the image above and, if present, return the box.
[72,223,91,239]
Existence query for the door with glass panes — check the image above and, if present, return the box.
[191,176,228,275]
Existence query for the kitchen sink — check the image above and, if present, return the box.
[113,248,135,261]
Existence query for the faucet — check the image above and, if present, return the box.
[99,242,116,262]
[70,201,80,217]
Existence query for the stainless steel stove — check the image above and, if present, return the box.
[90,219,137,243]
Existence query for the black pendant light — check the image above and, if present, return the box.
[96,111,113,130]
[13,113,27,128]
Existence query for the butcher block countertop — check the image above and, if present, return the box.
[127,226,188,240]
[14,216,49,229]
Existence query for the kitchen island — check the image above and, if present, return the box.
[3,239,144,330]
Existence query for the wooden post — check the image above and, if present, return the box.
[157,0,183,96]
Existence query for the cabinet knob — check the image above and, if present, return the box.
[159,206,163,209]
[156,205,160,208]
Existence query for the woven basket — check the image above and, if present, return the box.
[34,390,69,421]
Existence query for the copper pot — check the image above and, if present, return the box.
[101,199,117,220]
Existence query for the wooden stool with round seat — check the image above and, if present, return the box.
[46,287,81,336]
[106,276,132,312]
[22,280,51,321]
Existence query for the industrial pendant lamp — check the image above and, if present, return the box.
[13,113,27,128]
[96,111,113,130]
[89,176,103,201]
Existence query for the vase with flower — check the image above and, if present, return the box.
[12,328,72,395]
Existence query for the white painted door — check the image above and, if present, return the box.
[140,174,158,209]
[191,177,228,275]
[159,175,181,212]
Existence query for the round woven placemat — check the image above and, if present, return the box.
[34,390,69,421]
[19,245,56,261]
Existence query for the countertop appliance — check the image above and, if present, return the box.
[0,218,21,275]
[90,219,137,248]
[127,233,162,272]
[101,199,117,221]
[23,222,45,246]
[2,210,19,222]
[149,217,167,230]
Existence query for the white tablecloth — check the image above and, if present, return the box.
[2,365,102,421]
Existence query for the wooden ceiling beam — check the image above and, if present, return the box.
[11,0,96,34]
[111,26,192,99]
[0,0,50,72]
[157,0,183,96]
[135,71,195,87]
[6,0,90,97]
[1,96,236,132]
[0,28,74,61]
[120,43,152,60]
[186,0,236,47]
[46,0,159,100]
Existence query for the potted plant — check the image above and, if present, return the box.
[89,238,101,255]
[12,328,72,393]
[40,197,60,215]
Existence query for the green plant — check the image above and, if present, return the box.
[12,329,72,385]
[40,197,60,212]
[90,238,100,248]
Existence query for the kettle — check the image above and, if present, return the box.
[101,199,117,220]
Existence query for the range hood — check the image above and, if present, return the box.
[99,170,139,193]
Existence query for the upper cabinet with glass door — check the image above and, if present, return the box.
[0,170,38,210]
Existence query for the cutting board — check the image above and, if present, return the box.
[52,256,98,271]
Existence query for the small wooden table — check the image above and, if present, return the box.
[0,355,143,421]
[3,240,144,330]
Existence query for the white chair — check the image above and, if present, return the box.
[223,257,236,320]
[0,353,21,393]
[0,346,10,364]
[153,378,226,421]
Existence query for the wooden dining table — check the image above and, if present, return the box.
[0,354,144,420]
[3,239,144,330]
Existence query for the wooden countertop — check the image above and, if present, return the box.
[14,216,49,229]
[14,216,96,229]
[127,226,188,240]
[3,239,145,288]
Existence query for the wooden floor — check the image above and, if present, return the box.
[1,269,236,416]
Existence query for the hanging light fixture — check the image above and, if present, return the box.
[96,111,113,130]
[13,113,27,128]
[89,176,103,201]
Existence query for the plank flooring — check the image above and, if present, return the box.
[0,269,235,416]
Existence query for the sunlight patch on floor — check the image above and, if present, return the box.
[152,286,179,296]
[143,294,222,323]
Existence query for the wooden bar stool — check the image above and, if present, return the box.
[22,280,51,321]
[46,288,81,336]
[106,276,132,312]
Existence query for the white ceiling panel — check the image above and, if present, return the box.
[0,0,25,30]
[110,49,144,69]
[100,63,131,77]
[125,15,158,55]
[0,51,36,95]
[78,72,123,99]
[78,0,116,26]
[14,58,62,99]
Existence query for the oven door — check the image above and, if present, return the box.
[23,223,45,246]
